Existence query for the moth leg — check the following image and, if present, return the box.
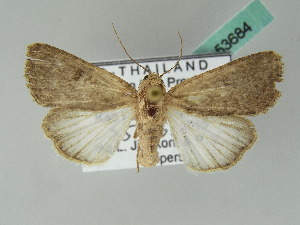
[136,146,141,173]
[133,126,139,138]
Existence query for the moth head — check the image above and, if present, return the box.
[143,72,159,80]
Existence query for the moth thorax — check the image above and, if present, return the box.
[146,85,163,103]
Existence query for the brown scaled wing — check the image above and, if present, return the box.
[25,43,137,111]
[165,51,283,116]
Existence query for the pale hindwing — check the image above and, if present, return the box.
[167,109,257,172]
[42,107,134,164]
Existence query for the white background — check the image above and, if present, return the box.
[1,1,299,225]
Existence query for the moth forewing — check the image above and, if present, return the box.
[25,43,138,111]
[165,51,283,117]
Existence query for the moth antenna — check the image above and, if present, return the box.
[112,23,150,73]
[160,31,183,77]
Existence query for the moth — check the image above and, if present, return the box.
[25,30,283,172]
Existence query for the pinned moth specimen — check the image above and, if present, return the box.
[25,29,283,172]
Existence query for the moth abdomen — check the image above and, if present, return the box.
[137,124,163,167]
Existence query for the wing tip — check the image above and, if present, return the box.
[26,43,50,58]
[256,51,284,115]
[267,51,284,83]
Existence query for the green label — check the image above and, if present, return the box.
[192,0,274,54]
